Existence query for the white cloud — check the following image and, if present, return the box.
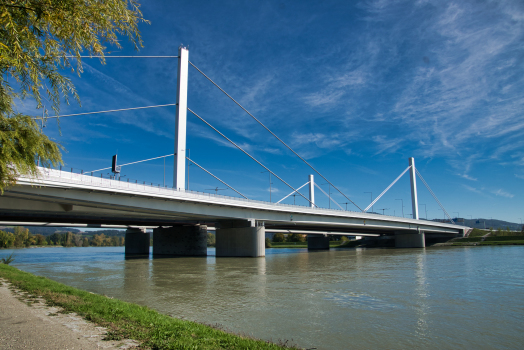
[492,189,514,198]
[459,174,477,181]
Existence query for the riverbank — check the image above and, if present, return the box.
[0,264,296,349]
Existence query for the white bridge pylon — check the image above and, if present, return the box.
[174,46,189,191]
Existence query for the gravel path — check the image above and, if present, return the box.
[0,280,138,350]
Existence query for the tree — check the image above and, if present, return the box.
[272,232,285,243]
[13,226,29,247]
[0,0,146,192]
[207,232,216,247]
[35,233,47,245]
[0,230,15,248]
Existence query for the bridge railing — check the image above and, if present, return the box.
[35,166,363,213]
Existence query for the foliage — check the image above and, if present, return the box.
[287,233,306,242]
[0,0,147,192]
[0,114,63,192]
[0,252,14,264]
[0,264,296,349]
[265,238,271,248]
[207,232,216,247]
[0,229,15,247]
[0,226,125,248]
[272,232,285,243]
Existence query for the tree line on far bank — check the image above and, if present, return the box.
[0,227,124,248]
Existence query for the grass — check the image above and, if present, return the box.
[0,264,297,350]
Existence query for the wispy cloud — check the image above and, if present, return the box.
[459,174,477,181]
[492,189,514,198]
[463,185,483,195]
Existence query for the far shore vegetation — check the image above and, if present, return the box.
[0,227,124,249]
[0,264,296,349]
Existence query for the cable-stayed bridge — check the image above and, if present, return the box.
[1,47,469,257]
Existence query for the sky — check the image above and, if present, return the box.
[15,0,524,224]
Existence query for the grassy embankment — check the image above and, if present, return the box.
[452,228,524,246]
[0,264,296,350]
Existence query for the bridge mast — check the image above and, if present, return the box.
[309,175,315,208]
[174,47,189,190]
[409,157,419,219]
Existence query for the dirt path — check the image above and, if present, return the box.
[0,280,138,350]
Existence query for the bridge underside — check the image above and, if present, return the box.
[0,174,467,257]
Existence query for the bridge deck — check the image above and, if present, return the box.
[0,168,467,236]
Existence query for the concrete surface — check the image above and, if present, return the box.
[0,279,138,350]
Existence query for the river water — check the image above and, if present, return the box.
[3,246,523,349]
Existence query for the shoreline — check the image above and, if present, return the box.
[0,264,296,350]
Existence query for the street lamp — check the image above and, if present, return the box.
[396,199,404,218]
[419,203,427,220]
[322,183,332,209]
[365,192,373,213]
[261,170,272,202]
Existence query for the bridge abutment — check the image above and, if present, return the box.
[125,227,150,257]
[395,232,425,248]
[307,234,330,250]
[153,225,208,256]
[216,220,265,257]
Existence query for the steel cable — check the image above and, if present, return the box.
[188,108,314,206]
[189,61,362,211]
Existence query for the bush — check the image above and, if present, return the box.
[272,232,285,242]
[0,253,15,265]
[265,238,272,248]
[207,232,216,247]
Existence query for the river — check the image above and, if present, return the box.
[2,246,523,349]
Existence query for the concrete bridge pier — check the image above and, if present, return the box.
[153,225,208,256]
[307,234,330,250]
[216,220,265,257]
[125,227,150,257]
[395,232,425,248]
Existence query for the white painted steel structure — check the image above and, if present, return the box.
[409,157,419,220]
[0,168,467,237]
[174,47,189,190]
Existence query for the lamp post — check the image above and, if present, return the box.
[365,192,373,213]
[420,203,427,220]
[261,170,272,202]
[322,183,332,209]
[396,199,404,218]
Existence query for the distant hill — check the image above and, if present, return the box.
[432,218,523,231]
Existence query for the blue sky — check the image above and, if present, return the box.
[17,0,524,223]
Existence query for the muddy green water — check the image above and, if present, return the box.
[4,246,523,349]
